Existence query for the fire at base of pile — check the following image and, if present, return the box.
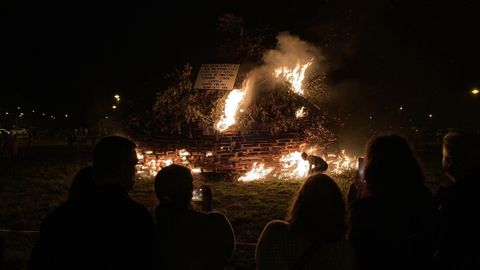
[136,148,356,182]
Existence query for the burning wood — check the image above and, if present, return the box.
[238,162,274,182]
[273,59,313,95]
[277,151,310,179]
[136,145,356,181]
[215,87,248,132]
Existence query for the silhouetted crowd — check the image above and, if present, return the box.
[28,132,480,270]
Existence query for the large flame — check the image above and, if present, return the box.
[273,59,313,95]
[215,84,248,132]
[238,162,274,182]
[325,149,357,174]
[278,151,310,179]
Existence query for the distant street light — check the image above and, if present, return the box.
[112,105,117,109]
[114,94,120,106]
[428,114,433,118]
[472,88,479,132]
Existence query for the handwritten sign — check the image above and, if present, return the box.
[194,64,240,90]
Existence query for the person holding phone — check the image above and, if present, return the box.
[154,164,235,270]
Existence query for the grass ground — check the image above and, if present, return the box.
[0,144,444,269]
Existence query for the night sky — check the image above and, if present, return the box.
[2,0,479,131]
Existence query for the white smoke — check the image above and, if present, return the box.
[262,32,325,75]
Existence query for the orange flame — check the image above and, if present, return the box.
[238,162,274,182]
[215,88,247,132]
[136,148,204,178]
[273,59,313,95]
[215,79,251,132]
[278,151,309,179]
[295,107,306,118]
[325,149,357,174]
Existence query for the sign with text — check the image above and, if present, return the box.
[194,64,240,90]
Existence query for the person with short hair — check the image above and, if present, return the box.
[154,164,235,270]
[29,136,154,270]
[435,132,480,269]
[301,152,328,176]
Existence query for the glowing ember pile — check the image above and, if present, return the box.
[273,59,313,95]
[237,149,357,181]
[136,148,202,177]
[325,150,356,175]
[238,162,274,182]
[136,146,356,181]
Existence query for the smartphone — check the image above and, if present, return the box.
[357,157,365,183]
[192,188,203,202]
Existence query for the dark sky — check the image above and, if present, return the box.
[1,0,480,128]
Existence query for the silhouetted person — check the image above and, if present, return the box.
[348,157,367,207]
[67,166,95,202]
[256,174,356,270]
[29,136,154,270]
[349,135,436,270]
[435,132,480,269]
[154,164,235,270]
[301,152,328,175]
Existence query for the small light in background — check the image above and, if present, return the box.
[112,105,117,109]
[428,114,433,118]
[65,114,69,118]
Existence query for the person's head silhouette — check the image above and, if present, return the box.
[288,174,347,244]
[364,135,425,196]
[442,132,480,183]
[301,152,308,160]
[93,136,138,192]
[155,164,193,212]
